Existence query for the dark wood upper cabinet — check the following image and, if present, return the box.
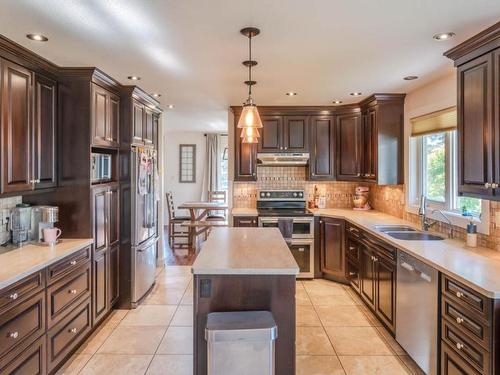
[457,54,494,197]
[1,59,33,193]
[143,107,154,145]
[258,115,282,152]
[309,116,335,180]
[336,113,362,180]
[444,22,500,200]
[34,75,57,189]
[320,217,347,283]
[283,116,308,152]
[108,93,120,147]
[236,138,257,181]
[362,109,377,180]
[359,95,405,185]
[132,100,144,145]
[91,83,119,148]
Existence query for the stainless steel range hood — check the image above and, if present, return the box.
[257,152,309,166]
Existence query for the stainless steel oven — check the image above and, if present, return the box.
[258,216,314,239]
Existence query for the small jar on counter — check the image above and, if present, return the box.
[466,221,477,248]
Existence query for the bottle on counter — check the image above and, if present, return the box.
[466,221,477,248]
[313,185,319,208]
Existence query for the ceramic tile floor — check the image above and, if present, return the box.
[58,267,424,375]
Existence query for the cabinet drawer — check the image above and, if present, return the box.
[346,223,361,239]
[47,299,92,372]
[47,246,91,285]
[233,216,258,227]
[442,275,490,320]
[47,264,91,328]
[0,291,45,358]
[0,271,44,314]
[441,341,480,375]
[442,297,490,349]
[0,335,46,375]
[346,238,360,261]
[441,319,489,374]
[346,257,360,292]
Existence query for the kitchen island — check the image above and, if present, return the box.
[192,227,299,375]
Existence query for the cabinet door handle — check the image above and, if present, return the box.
[70,260,77,266]
[284,147,288,150]
[69,289,77,294]
[484,182,492,188]
[456,316,464,324]
[69,328,78,334]
[356,173,361,177]
[492,183,499,189]
[349,272,356,276]
[9,292,19,300]
[349,246,356,250]
[455,291,464,298]
[9,331,19,339]
[456,342,464,350]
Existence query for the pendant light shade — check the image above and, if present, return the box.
[240,126,260,144]
[237,27,262,139]
[237,102,263,128]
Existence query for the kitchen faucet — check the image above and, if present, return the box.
[418,195,453,238]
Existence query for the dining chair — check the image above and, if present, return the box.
[166,192,190,249]
[206,191,227,221]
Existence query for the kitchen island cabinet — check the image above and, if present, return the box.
[191,227,299,375]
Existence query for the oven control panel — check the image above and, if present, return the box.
[258,190,305,200]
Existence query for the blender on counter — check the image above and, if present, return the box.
[353,186,371,211]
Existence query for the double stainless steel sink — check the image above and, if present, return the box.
[374,225,444,241]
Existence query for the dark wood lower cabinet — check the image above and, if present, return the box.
[441,342,481,375]
[359,245,376,309]
[319,217,347,283]
[0,335,46,375]
[93,249,109,325]
[233,216,258,227]
[374,255,396,332]
[109,244,120,307]
[47,299,92,373]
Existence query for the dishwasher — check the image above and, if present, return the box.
[396,250,438,375]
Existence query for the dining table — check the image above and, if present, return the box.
[177,201,229,252]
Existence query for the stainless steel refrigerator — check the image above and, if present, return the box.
[130,146,159,307]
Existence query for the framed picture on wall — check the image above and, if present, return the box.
[179,144,196,183]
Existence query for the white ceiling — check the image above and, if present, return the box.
[1,0,499,132]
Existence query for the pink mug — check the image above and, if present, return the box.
[43,228,62,244]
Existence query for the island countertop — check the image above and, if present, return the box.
[0,238,93,289]
[192,227,299,275]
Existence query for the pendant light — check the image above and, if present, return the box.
[237,27,262,143]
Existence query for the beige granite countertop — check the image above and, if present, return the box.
[231,208,258,217]
[0,238,93,289]
[311,208,500,298]
[192,227,299,275]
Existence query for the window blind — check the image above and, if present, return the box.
[410,107,457,137]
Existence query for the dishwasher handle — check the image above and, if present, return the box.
[400,261,432,283]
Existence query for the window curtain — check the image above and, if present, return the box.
[201,134,220,200]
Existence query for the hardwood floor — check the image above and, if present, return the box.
[162,226,196,266]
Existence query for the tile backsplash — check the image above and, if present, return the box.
[233,167,500,252]
[233,167,361,209]
[0,196,22,244]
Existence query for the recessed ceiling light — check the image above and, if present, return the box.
[26,34,48,42]
[350,92,362,96]
[433,32,455,41]
[286,92,297,96]
[151,93,161,98]
[127,76,141,81]
[332,100,343,104]
[403,75,419,81]
[167,104,174,109]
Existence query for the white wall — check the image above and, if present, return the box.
[164,131,206,220]
[403,71,456,191]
